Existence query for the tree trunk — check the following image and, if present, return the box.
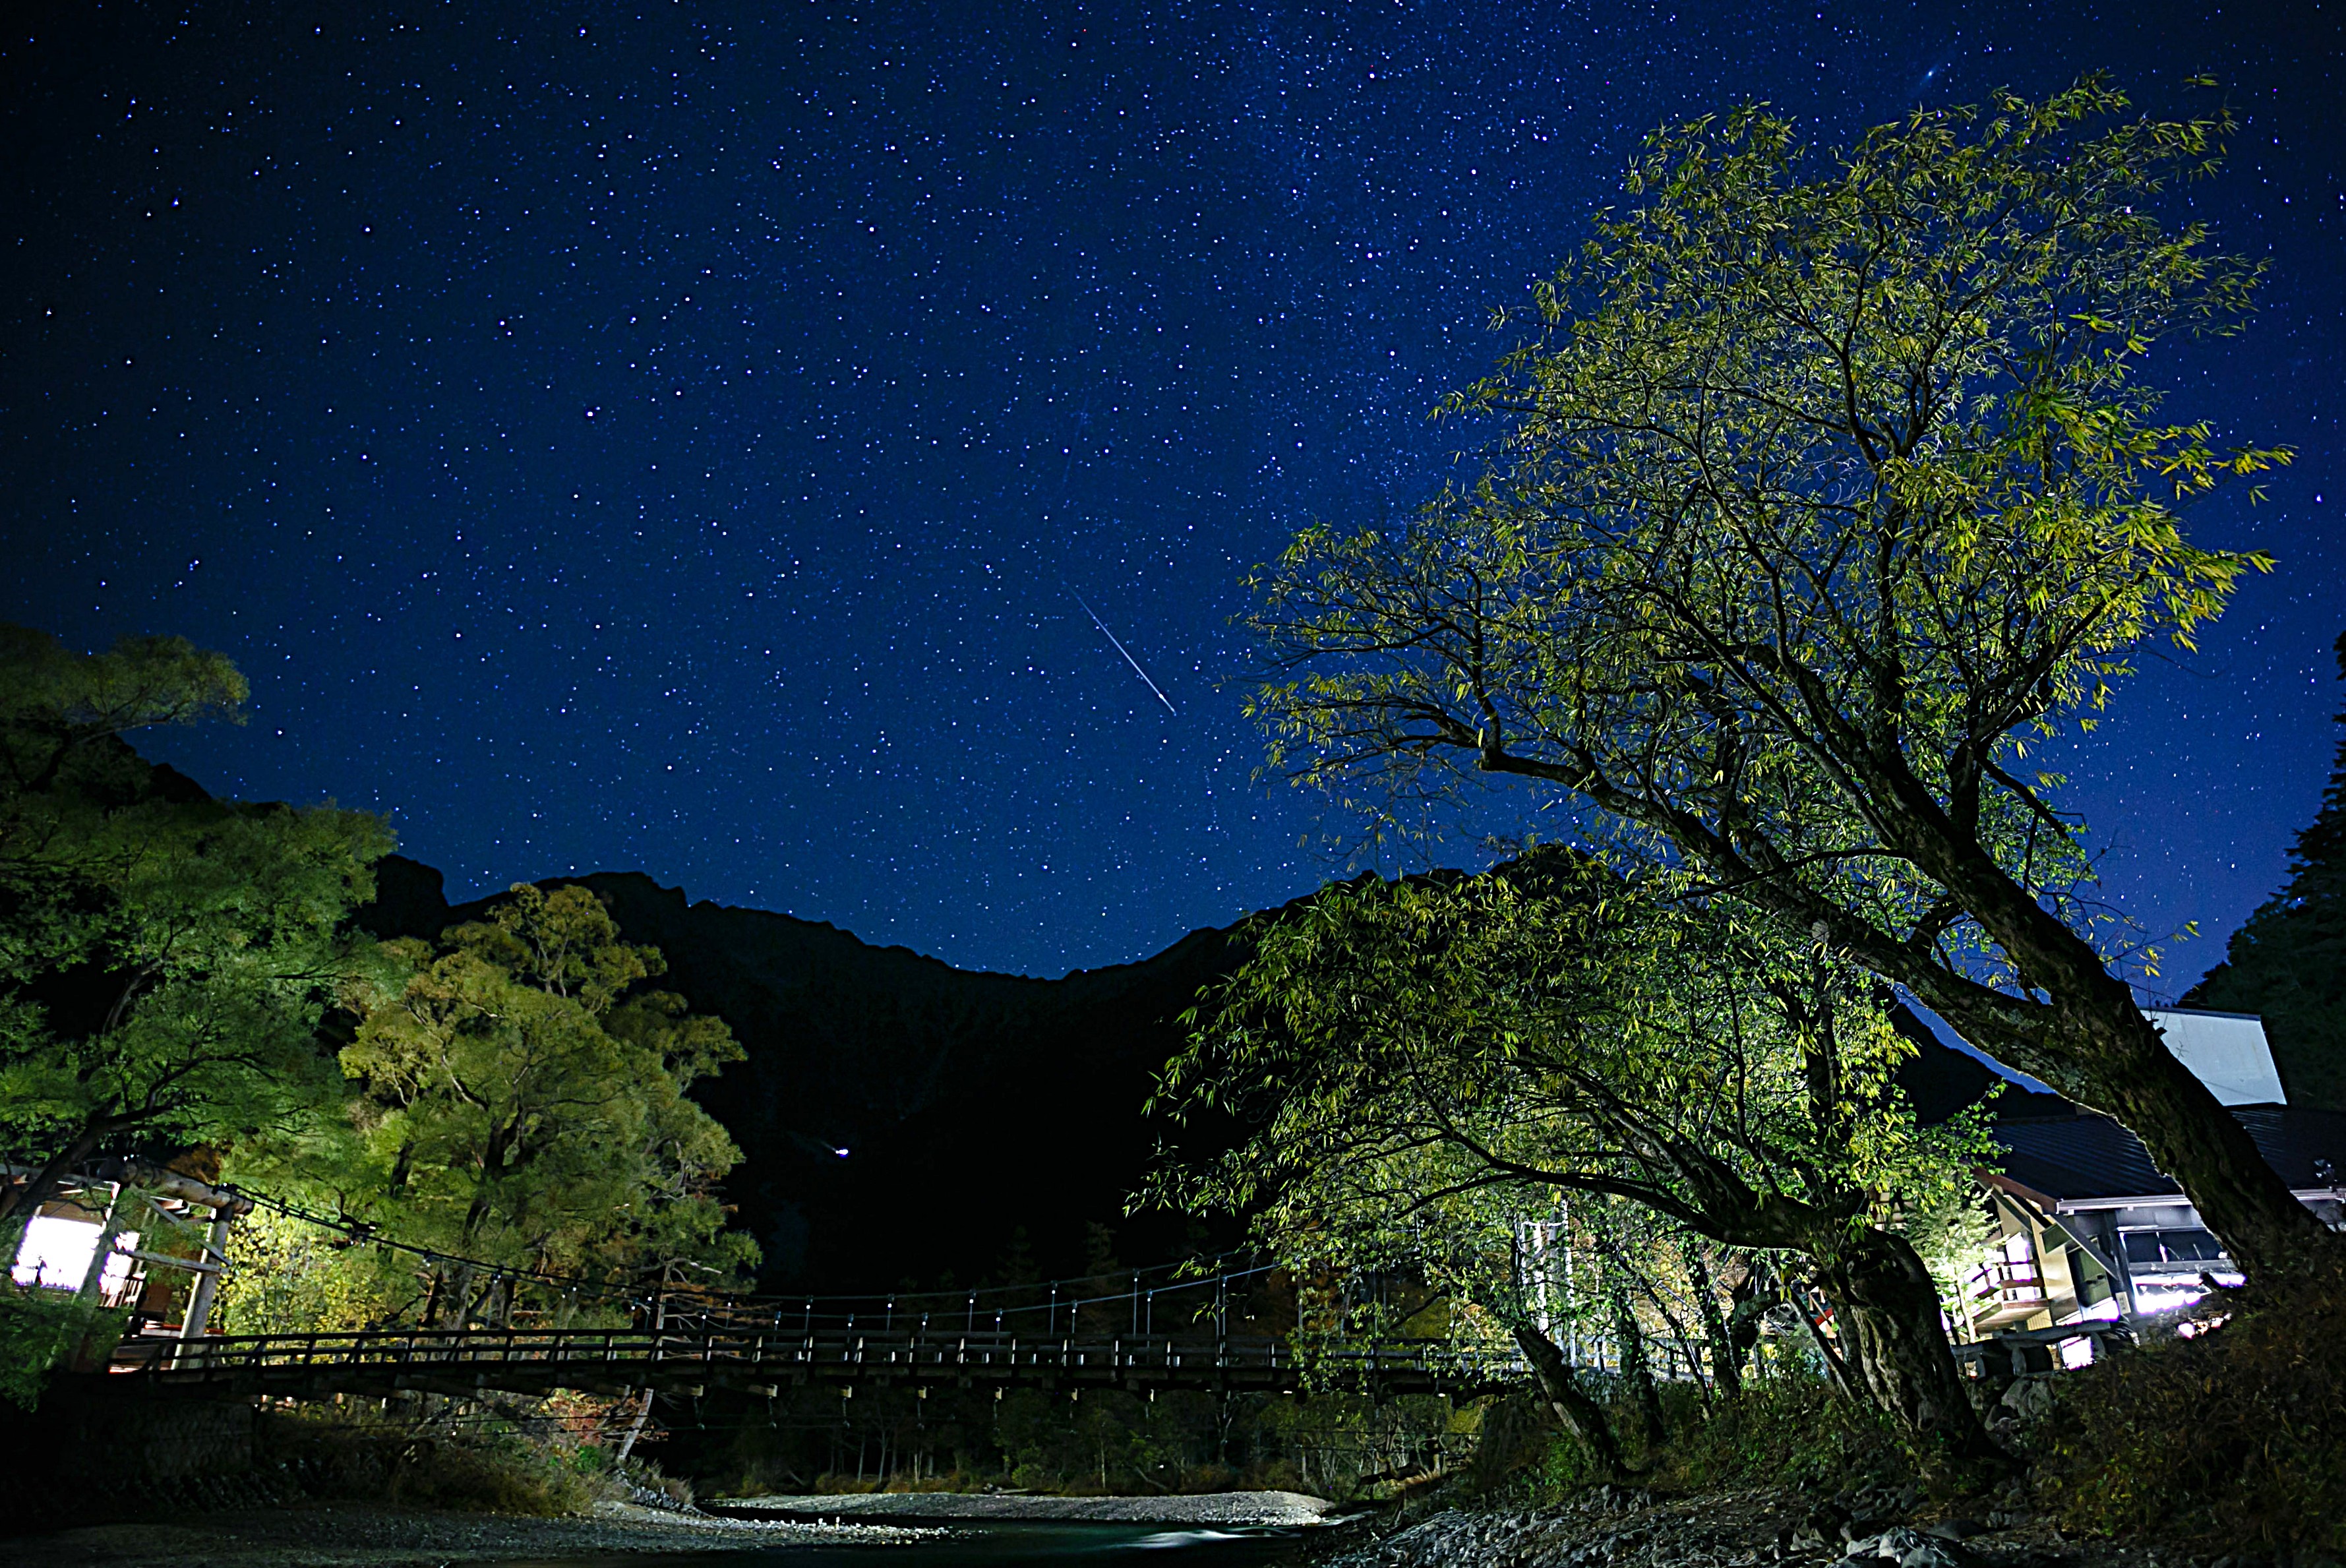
[0,1120,109,1241]
[71,1183,131,1311]
[1915,949,2329,1283]
[615,1388,655,1465]
[1869,826,2334,1284]
[1726,1270,1772,1380]
[1670,754,2336,1286]
[1810,1226,2012,1477]
[1606,1279,1667,1453]
[436,1263,477,1329]
[1509,1320,1635,1480]
[1788,1281,1857,1402]
[1685,1248,1743,1400]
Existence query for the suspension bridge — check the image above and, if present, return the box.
[67,1177,1528,1402]
[49,1170,2077,1408]
[104,1321,1522,1402]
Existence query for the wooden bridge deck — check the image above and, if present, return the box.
[105,1327,1524,1402]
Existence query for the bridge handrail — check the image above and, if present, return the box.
[109,1324,1524,1381]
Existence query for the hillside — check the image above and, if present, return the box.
[359,856,1244,1292]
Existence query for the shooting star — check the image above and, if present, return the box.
[1071,592,1178,715]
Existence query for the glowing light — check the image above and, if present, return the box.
[10,1215,140,1297]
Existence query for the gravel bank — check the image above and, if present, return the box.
[2,1499,947,1567]
[1329,1483,2163,1568]
[718,1490,1348,1526]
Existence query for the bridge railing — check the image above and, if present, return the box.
[109,1325,1526,1387]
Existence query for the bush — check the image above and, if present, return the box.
[1660,1375,1912,1497]
[386,1434,598,1515]
[1464,1390,1567,1497]
[1478,1372,1912,1509]
[254,1398,625,1516]
[2035,1275,2346,1553]
[0,1288,127,1408]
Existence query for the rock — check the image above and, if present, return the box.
[1999,1377,2057,1422]
[1834,1526,1975,1568]
[1900,1544,1967,1568]
[1923,1520,1983,1541]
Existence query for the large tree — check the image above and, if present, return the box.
[229,883,756,1329]
[1246,81,2328,1279]
[1153,852,2007,1474]
[2184,631,2346,1110]
[0,626,390,1246]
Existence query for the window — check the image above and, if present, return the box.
[2120,1228,2228,1267]
[9,1214,139,1300]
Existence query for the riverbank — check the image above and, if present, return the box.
[715,1491,1348,1527]
[1,1499,949,1567]
[1327,1483,2172,1568]
[3,1481,2202,1568]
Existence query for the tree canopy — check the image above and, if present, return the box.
[1153,851,2004,1469]
[0,622,762,1350]
[1244,80,2326,1279]
[0,626,390,1244]
[226,883,755,1330]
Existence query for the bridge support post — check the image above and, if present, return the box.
[615,1387,655,1465]
[175,1193,245,1363]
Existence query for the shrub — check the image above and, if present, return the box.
[1662,1375,1912,1497]
[386,1434,598,1515]
[254,1398,623,1516]
[0,1288,127,1408]
[1485,1372,1913,1507]
[2036,1275,2346,1553]
[1460,1390,1575,1498]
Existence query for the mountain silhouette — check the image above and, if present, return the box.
[358,855,1242,1293]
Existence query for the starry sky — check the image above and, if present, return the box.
[3,1,2339,985]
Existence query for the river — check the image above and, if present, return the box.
[498,1519,1331,1568]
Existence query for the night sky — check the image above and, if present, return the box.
[3,1,2339,986]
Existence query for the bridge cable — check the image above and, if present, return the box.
[211,1176,1280,1320]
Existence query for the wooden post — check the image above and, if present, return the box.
[615,1387,655,1465]
[178,1200,239,1348]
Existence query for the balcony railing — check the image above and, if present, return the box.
[1966,1257,2045,1307]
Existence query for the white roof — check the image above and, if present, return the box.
[2144,1009,2287,1106]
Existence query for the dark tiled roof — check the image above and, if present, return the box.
[1993,1106,2346,1202]
[1889,1006,2079,1124]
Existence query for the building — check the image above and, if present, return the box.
[1940,1009,2346,1358]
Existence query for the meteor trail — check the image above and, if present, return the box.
[1071,593,1178,715]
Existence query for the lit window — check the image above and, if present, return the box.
[10,1215,139,1298]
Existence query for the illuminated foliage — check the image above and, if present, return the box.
[0,626,389,1249]
[1245,80,2326,1279]
[231,884,755,1328]
[1155,853,2003,1468]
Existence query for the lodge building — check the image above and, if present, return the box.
[1941,1008,2346,1361]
